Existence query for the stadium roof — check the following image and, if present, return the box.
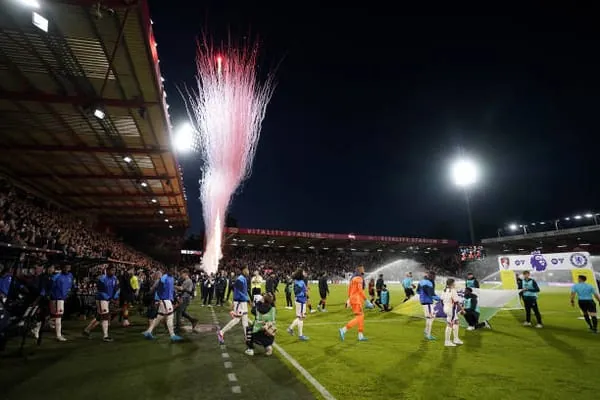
[222,227,458,253]
[0,0,188,229]
[482,225,600,254]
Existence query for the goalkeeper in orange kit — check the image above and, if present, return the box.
[339,265,372,342]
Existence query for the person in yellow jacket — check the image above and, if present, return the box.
[251,270,263,296]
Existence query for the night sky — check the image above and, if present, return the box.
[150,3,598,244]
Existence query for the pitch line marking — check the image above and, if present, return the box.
[273,343,336,400]
[231,386,242,394]
[227,373,238,382]
[224,361,233,368]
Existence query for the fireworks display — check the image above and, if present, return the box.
[188,38,275,274]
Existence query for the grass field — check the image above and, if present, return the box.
[1,284,599,400]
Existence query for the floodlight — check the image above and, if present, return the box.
[173,122,196,153]
[451,158,478,187]
[123,156,133,163]
[508,224,518,231]
[93,108,105,120]
[32,12,48,33]
[20,0,40,9]
[151,198,158,203]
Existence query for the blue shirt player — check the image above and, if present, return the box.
[287,269,309,341]
[218,267,250,344]
[402,272,415,303]
[417,272,439,340]
[50,265,73,342]
[570,275,600,333]
[84,266,119,342]
[143,267,182,342]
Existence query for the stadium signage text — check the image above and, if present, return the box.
[498,252,590,272]
[225,228,456,245]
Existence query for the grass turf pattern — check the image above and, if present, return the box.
[1,284,598,400]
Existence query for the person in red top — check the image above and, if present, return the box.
[368,278,376,303]
[339,265,370,342]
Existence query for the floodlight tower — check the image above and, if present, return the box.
[451,158,479,246]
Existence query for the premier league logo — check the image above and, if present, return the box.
[530,251,548,272]
[570,253,588,267]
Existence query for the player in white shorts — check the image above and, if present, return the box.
[218,267,251,345]
[440,278,463,347]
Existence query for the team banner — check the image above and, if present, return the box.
[497,251,592,272]
[225,227,456,245]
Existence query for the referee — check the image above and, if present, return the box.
[570,275,600,333]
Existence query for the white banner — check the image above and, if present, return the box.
[497,251,592,272]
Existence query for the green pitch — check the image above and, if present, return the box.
[1,284,598,400]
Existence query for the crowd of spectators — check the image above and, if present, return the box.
[0,179,161,269]
[186,245,461,280]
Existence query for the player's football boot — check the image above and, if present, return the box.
[444,341,457,347]
[143,331,155,340]
[287,327,294,336]
[453,339,463,345]
[339,328,345,341]
[217,330,225,344]
[425,335,436,341]
[170,335,183,342]
[299,335,310,341]
[244,348,254,356]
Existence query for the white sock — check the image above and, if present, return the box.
[298,319,304,337]
[101,320,109,338]
[241,314,249,331]
[31,321,41,338]
[166,314,175,336]
[55,318,62,338]
[445,326,452,342]
[425,318,433,336]
[453,324,460,340]
[341,326,347,333]
[289,318,299,330]
[358,332,364,339]
[146,315,163,334]
[221,317,240,334]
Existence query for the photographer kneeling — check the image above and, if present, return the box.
[245,293,276,356]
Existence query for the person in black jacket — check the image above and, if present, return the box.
[265,274,278,306]
[215,272,227,306]
[317,273,329,312]
[375,274,384,299]
[226,272,235,303]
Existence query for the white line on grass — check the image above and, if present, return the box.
[211,308,242,395]
[273,343,337,400]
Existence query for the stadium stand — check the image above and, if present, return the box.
[181,228,460,279]
[0,0,187,231]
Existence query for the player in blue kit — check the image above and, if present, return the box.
[417,272,439,340]
[287,269,309,341]
[570,275,600,333]
[49,265,73,342]
[218,267,251,344]
[83,266,119,342]
[143,267,183,342]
